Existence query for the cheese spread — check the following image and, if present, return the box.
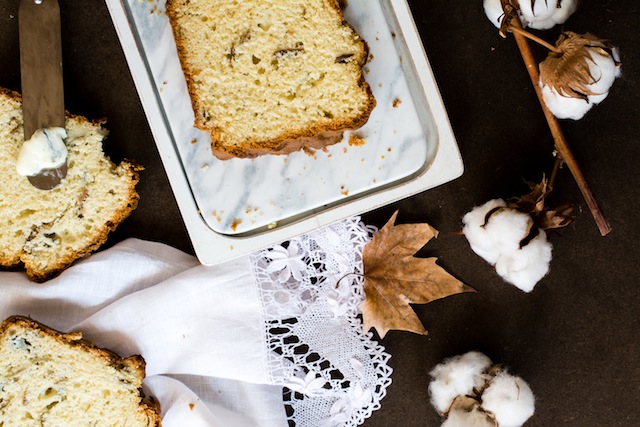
[16,127,67,176]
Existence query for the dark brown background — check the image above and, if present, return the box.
[1,1,638,425]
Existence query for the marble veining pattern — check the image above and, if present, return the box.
[127,0,433,235]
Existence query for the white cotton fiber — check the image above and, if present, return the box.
[430,353,536,426]
[585,46,622,96]
[540,84,593,120]
[462,199,508,265]
[519,0,578,30]
[483,0,577,30]
[483,0,506,29]
[442,404,496,427]
[462,200,552,292]
[429,351,493,414]
[494,231,552,292]
[481,371,535,427]
[540,45,621,120]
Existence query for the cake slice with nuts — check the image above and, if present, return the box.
[0,315,161,426]
[166,0,376,159]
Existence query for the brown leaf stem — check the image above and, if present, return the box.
[499,5,612,236]
[335,271,365,287]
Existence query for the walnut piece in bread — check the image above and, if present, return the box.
[0,88,141,282]
[166,0,376,159]
[0,315,161,426]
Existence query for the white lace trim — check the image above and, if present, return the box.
[250,217,392,427]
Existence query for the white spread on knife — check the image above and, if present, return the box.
[16,127,68,176]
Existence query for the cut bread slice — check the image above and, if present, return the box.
[166,0,376,159]
[0,315,161,426]
[0,87,141,282]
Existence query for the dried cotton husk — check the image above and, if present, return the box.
[539,32,621,120]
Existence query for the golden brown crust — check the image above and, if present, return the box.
[3,162,142,283]
[0,86,22,102]
[0,315,140,370]
[24,162,142,283]
[164,0,205,140]
[0,247,20,268]
[0,88,143,282]
[211,129,343,160]
[0,315,162,426]
[165,0,376,160]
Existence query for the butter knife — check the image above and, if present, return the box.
[18,0,67,190]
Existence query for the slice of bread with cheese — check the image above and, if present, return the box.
[0,88,141,282]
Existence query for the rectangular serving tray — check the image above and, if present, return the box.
[106,0,463,264]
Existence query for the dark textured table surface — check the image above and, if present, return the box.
[1,1,638,426]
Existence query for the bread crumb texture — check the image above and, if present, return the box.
[166,0,376,159]
[0,316,161,426]
[0,88,141,282]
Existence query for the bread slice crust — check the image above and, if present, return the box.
[166,0,376,159]
[0,87,141,282]
[0,315,161,426]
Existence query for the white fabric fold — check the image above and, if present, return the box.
[144,375,286,427]
[0,239,199,330]
[73,256,268,382]
[0,217,392,426]
[0,238,287,426]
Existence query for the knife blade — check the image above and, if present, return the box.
[18,0,67,190]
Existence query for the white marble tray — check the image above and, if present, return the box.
[107,0,463,264]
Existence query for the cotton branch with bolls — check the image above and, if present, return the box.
[483,0,620,236]
[462,1,620,290]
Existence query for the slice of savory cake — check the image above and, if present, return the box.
[0,88,141,282]
[0,316,161,426]
[166,0,376,159]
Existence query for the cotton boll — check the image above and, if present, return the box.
[430,354,536,427]
[483,0,506,29]
[463,201,533,261]
[442,397,497,427]
[481,371,535,427]
[479,208,534,256]
[442,407,495,427]
[494,230,552,292]
[463,201,551,292]
[429,351,493,414]
[520,0,578,30]
[585,47,622,101]
[483,0,577,30]
[462,199,508,265]
[540,84,592,120]
[540,42,621,120]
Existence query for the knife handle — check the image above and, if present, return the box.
[19,0,65,139]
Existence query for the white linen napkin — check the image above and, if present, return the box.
[0,238,287,426]
[0,217,392,426]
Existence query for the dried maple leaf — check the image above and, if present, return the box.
[539,32,620,100]
[359,211,474,339]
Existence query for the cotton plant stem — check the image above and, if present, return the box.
[548,155,563,191]
[507,25,560,53]
[501,12,612,235]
